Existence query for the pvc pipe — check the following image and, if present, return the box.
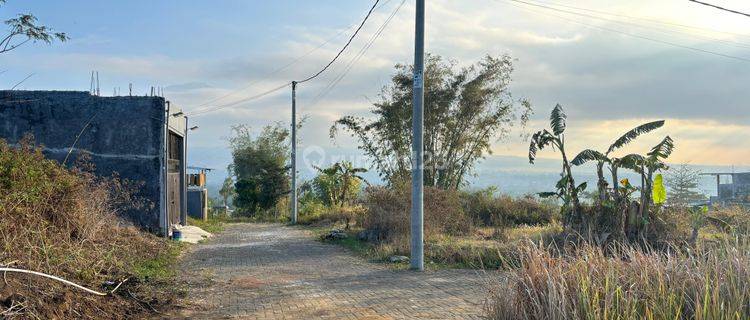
[0,267,107,296]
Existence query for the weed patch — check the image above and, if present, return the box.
[0,138,181,318]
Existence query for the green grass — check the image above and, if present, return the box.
[187,216,225,234]
[300,223,562,270]
[307,226,384,259]
[132,242,184,282]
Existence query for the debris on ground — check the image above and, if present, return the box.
[322,229,348,241]
[388,255,409,263]
[174,225,213,244]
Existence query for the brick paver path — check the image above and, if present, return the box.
[179,223,489,319]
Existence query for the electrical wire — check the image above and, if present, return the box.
[308,0,406,108]
[506,0,750,50]
[500,0,750,63]
[189,0,394,109]
[188,82,290,116]
[187,0,389,116]
[295,0,380,84]
[689,0,750,18]
[528,0,750,38]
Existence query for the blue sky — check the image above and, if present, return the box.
[3,0,750,185]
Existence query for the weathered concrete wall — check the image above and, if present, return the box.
[0,90,166,232]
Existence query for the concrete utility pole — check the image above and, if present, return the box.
[410,0,425,271]
[291,81,298,224]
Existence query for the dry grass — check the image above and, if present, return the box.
[359,186,472,243]
[0,138,178,319]
[487,240,750,320]
[343,186,561,268]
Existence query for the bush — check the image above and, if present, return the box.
[298,203,366,229]
[461,188,557,227]
[0,138,174,318]
[487,242,750,320]
[359,186,472,243]
[711,206,750,236]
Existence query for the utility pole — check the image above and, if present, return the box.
[410,0,425,271]
[290,81,298,224]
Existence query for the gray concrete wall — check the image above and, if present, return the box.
[0,90,166,232]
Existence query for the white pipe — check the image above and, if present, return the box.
[0,267,107,296]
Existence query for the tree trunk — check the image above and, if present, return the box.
[611,166,620,203]
[560,146,580,229]
[597,162,607,203]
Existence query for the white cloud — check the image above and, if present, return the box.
[7,0,750,167]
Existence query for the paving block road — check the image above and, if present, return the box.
[178,223,491,319]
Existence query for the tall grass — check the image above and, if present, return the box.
[0,138,174,318]
[487,241,750,320]
[359,185,472,243]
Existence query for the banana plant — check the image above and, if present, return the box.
[619,136,674,231]
[529,104,586,225]
[571,120,665,203]
[312,161,368,206]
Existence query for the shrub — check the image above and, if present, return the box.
[711,206,750,236]
[299,203,366,229]
[0,138,173,318]
[461,188,557,227]
[487,242,750,320]
[360,186,472,243]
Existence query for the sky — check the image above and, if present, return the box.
[2,0,750,185]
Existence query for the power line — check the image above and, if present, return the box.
[309,0,406,107]
[531,0,750,37]
[189,0,394,109]
[501,0,750,63]
[689,0,750,18]
[296,0,380,84]
[512,0,750,49]
[505,0,750,50]
[188,82,290,116]
[187,0,387,117]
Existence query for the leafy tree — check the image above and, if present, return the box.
[218,176,235,207]
[529,104,586,227]
[331,53,531,189]
[228,124,290,216]
[1,1,68,54]
[666,164,706,207]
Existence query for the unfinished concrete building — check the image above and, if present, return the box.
[0,90,187,236]
[702,172,750,206]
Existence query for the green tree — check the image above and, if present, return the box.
[219,176,235,207]
[331,53,531,189]
[228,124,290,216]
[666,164,706,207]
[1,1,68,54]
[312,161,367,207]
